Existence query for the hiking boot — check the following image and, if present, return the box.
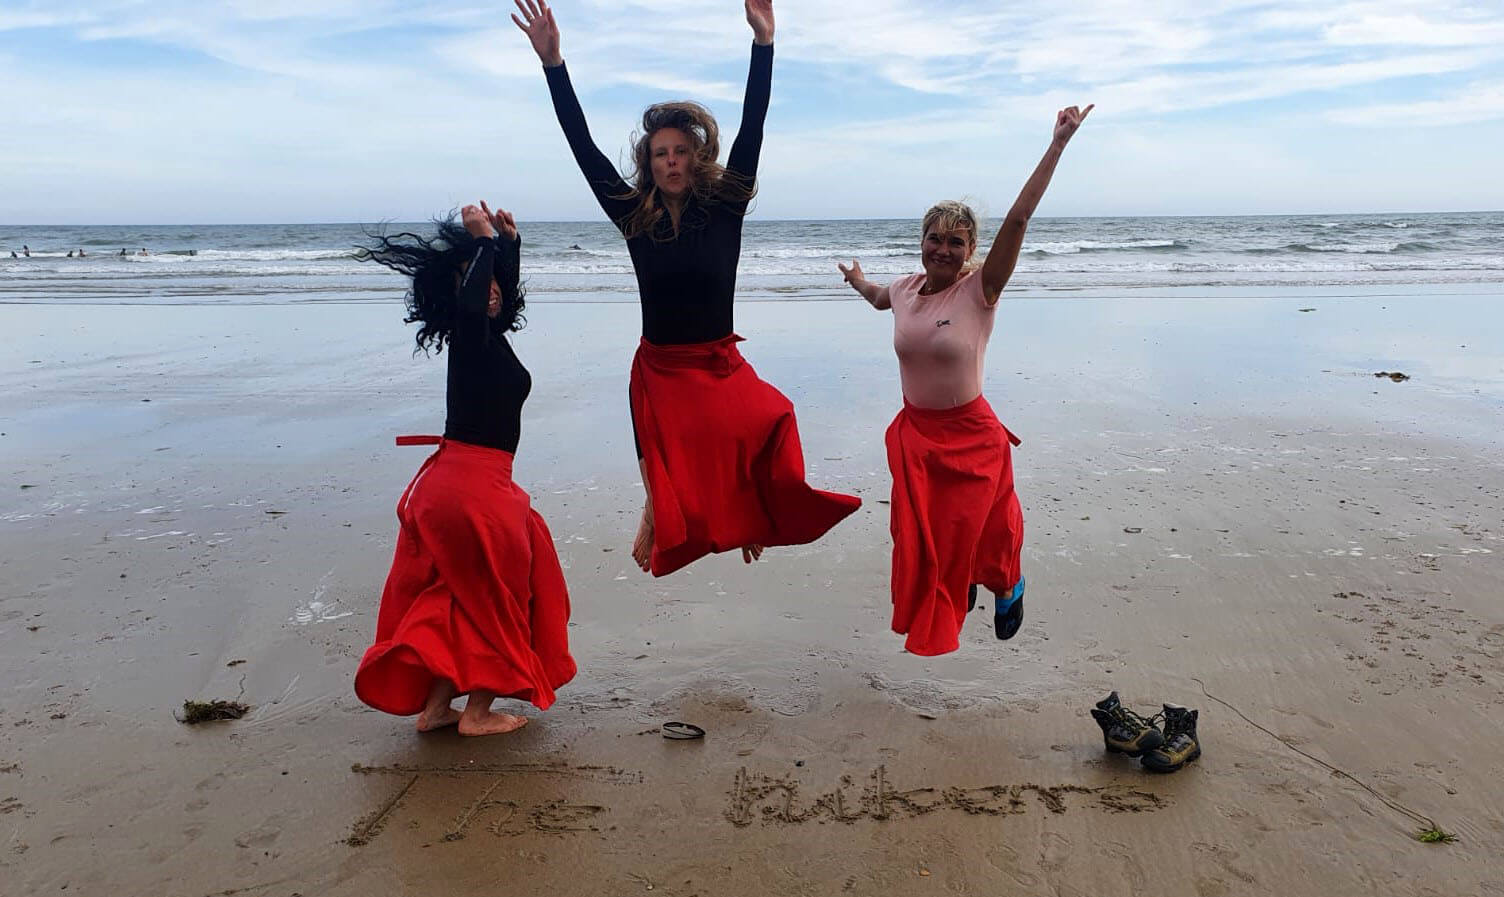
[1090,691,1165,756]
[1141,704,1201,773]
[994,576,1025,640]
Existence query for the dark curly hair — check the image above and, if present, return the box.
[358,215,526,354]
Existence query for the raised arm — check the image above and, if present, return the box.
[453,204,504,349]
[724,1,775,189]
[513,0,636,227]
[837,259,891,311]
[979,104,1092,305]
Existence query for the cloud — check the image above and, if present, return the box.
[1329,80,1504,125]
[3,0,1504,221]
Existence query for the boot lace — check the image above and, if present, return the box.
[1110,704,1161,735]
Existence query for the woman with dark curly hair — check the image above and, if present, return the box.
[353,202,576,736]
[514,0,860,577]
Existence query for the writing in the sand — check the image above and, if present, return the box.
[346,762,635,847]
[725,766,1168,827]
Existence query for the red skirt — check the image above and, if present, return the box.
[886,395,1023,656]
[354,439,576,714]
[629,335,862,577]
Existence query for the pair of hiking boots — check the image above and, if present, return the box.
[1090,691,1201,773]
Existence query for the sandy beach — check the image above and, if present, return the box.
[3,286,1503,895]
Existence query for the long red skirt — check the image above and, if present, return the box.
[886,394,1023,656]
[629,335,862,577]
[354,439,576,714]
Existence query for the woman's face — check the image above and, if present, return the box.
[457,262,504,318]
[921,225,975,285]
[649,128,694,199]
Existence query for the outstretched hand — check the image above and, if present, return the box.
[480,200,518,241]
[461,204,496,239]
[746,0,774,45]
[837,259,864,286]
[512,0,562,67]
[1053,104,1093,146]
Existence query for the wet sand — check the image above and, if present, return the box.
[2,287,1503,895]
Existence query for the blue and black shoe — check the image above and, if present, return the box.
[994,576,1025,640]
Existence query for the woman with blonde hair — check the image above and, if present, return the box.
[839,104,1092,656]
[515,0,859,577]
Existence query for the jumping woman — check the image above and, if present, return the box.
[838,105,1092,656]
[515,0,860,577]
[354,202,576,735]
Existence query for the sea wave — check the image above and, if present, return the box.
[1024,239,1182,255]
[1249,240,1438,255]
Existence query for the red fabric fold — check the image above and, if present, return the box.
[629,334,862,577]
[354,439,576,714]
[885,394,1023,656]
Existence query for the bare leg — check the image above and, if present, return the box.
[457,690,529,736]
[415,678,461,732]
[632,458,655,573]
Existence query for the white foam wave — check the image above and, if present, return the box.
[143,249,357,262]
[742,246,917,259]
[1024,239,1179,254]
[1305,241,1401,253]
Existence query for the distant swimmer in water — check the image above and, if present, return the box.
[138,248,149,256]
[78,249,86,258]
[67,251,75,258]
[119,248,128,257]
[8,251,15,259]
[188,249,197,256]
[22,245,30,257]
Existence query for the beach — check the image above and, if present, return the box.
[2,282,1503,895]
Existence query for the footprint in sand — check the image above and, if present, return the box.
[233,822,281,850]
[987,843,1040,889]
[1098,840,1148,891]
[1478,626,1504,658]
[1190,841,1258,886]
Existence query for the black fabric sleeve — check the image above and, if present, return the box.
[452,241,496,352]
[544,62,638,229]
[725,42,773,193]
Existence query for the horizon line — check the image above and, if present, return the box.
[4,208,1503,228]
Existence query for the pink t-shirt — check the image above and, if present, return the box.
[889,271,996,409]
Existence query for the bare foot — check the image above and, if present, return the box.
[416,678,460,732]
[458,710,529,736]
[415,705,462,732]
[741,544,764,564]
[632,503,654,572]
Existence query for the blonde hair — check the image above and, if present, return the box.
[921,200,983,272]
[615,101,756,240]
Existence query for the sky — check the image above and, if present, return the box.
[1,0,1502,224]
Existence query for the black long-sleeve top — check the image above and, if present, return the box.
[443,237,531,454]
[545,43,773,345]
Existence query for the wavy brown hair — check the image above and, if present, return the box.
[615,101,756,240]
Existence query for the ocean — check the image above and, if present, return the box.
[1,212,1501,306]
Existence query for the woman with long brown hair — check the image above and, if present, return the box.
[514,0,859,577]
